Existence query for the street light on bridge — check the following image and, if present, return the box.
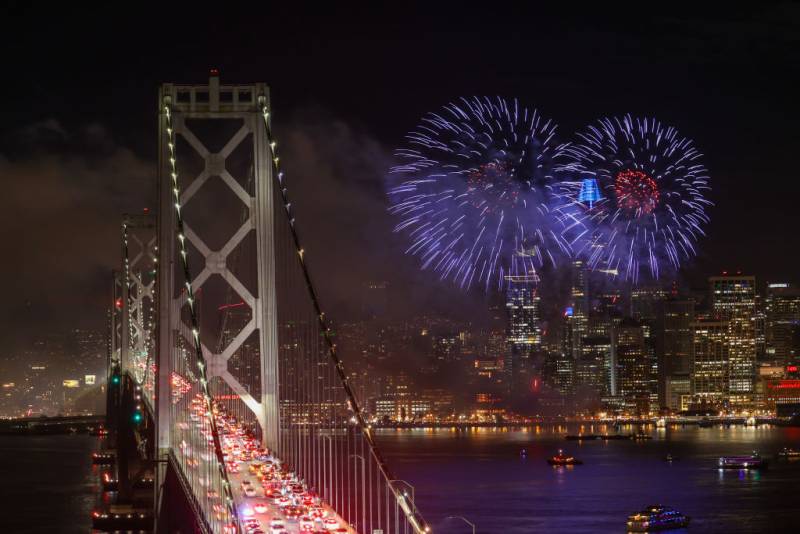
[444,515,476,534]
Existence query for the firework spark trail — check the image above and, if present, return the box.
[557,114,712,283]
[387,96,581,290]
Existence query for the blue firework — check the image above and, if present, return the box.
[558,114,712,282]
[387,96,581,290]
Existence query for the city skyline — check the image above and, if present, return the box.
[2,6,799,533]
[1,4,799,349]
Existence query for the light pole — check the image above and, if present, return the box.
[350,454,367,532]
[388,479,415,503]
[445,515,476,534]
[321,434,334,512]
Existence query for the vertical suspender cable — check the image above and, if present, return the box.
[259,103,430,534]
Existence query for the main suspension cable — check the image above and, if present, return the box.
[163,100,240,533]
[258,100,430,534]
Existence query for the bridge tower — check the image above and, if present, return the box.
[145,71,430,534]
[155,72,278,531]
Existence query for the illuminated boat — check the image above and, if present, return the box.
[777,447,800,459]
[627,505,690,532]
[718,453,767,470]
[547,449,583,466]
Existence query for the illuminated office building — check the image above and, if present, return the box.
[691,319,729,407]
[765,283,800,366]
[710,275,756,406]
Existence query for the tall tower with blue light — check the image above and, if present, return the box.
[578,177,603,208]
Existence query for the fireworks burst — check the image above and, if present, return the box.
[387,96,581,290]
[559,114,711,282]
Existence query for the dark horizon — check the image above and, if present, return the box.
[1,4,798,347]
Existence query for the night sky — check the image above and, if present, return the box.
[1,4,798,347]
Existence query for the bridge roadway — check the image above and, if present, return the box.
[203,402,356,534]
[224,434,355,534]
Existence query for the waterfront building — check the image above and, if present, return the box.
[612,318,650,414]
[505,273,541,393]
[710,275,757,406]
[691,319,729,408]
[765,282,800,366]
[660,299,695,409]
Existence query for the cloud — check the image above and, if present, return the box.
[278,108,485,321]
[0,111,484,350]
[0,120,153,346]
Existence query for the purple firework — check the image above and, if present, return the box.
[558,114,712,282]
[387,96,581,290]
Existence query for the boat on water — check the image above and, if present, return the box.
[718,452,768,470]
[664,453,678,462]
[565,434,603,441]
[547,449,583,466]
[627,505,690,532]
[744,416,757,426]
[656,417,666,428]
[698,418,714,428]
[565,433,628,441]
[777,447,800,459]
[631,433,653,440]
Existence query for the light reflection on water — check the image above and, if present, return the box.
[376,424,800,533]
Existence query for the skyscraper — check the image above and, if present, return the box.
[505,275,541,393]
[612,318,650,414]
[569,260,589,363]
[576,335,612,401]
[691,319,729,408]
[660,299,694,410]
[765,283,800,365]
[710,275,756,406]
[631,285,667,410]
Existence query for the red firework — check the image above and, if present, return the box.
[467,161,519,207]
[614,169,659,214]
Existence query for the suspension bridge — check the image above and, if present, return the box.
[102,72,429,534]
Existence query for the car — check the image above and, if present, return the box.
[254,503,268,514]
[242,519,260,532]
[269,526,286,534]
[323,518,340,531]
[243,486,258,498]
[299,516,315,531]
[284,506,305,520]
[276,496,291,508]
[269,518,285,528]
[309,507,327,520]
